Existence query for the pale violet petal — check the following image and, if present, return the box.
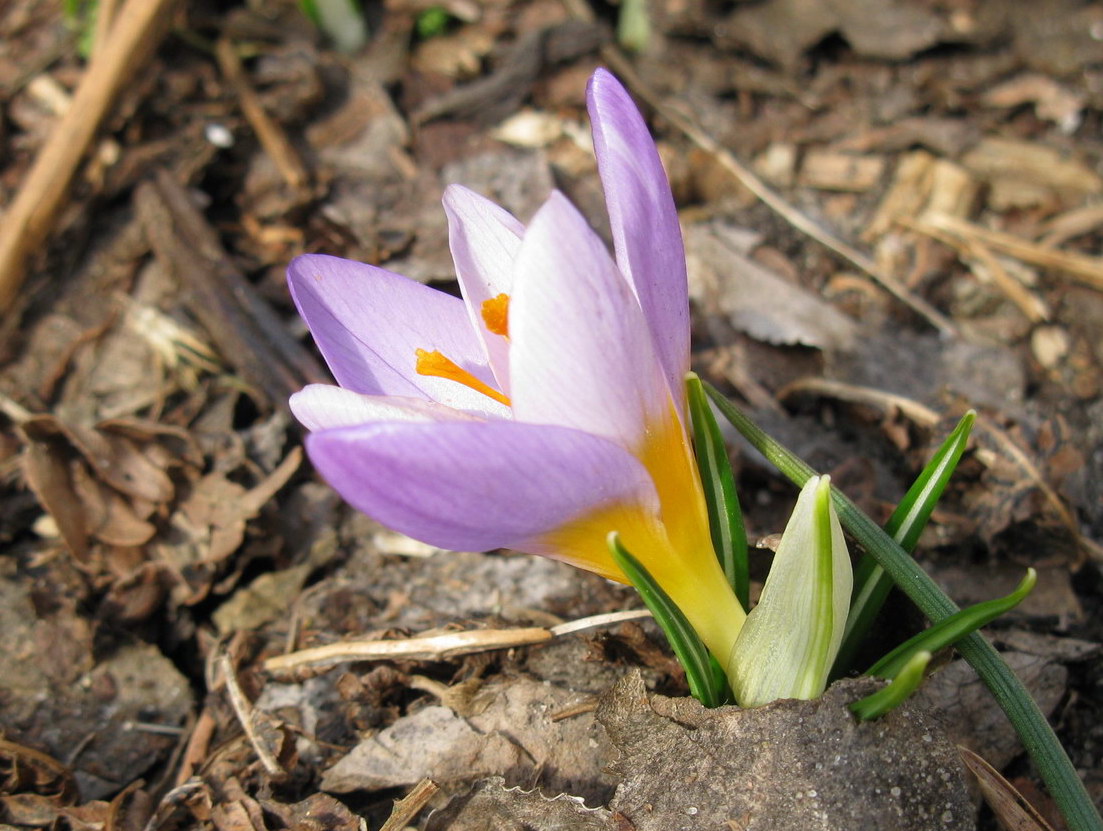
[443,184,524,391]
[588,68,690,411]
[305,420,659,554]
[287,254,509,417]
[508,192,672,451]
[290,385,478,431]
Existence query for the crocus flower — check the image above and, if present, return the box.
[287,68,746,666]
[726,476,853,707]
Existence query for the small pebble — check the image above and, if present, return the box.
[205,123,234,148]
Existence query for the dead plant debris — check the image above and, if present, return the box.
[1,0,1102,827]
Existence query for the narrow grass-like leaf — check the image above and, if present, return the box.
[850,650,932,721]
[608,533,728,708]
[299,0,321,26]
[868,568,1036,680]
[834,411,975,675]
[703,382,1102,831]
[686,373,749,609]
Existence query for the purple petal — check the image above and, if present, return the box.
[288,254,509,417]
[587,68,689,409]
[443,185,524,391]
[509,192,673,451]
[290,385,477,431]
[306,419,659,554]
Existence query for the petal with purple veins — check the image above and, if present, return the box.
[305,419,659,557]
[509,192,673,452]
[287,254,509,417]
[587,68,690,411]
[443,184,524,392]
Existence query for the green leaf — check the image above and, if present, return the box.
[726,476,851,707]
[608,532,729,708]
[298,0,322,26]
[60,0,97,59]
[850,650,932,721]
[616,0,651,53]
[416,6,452,39]
[299,0,367,52]
[703,382,1103,831]
[686,373,749,609]
[867,568,1036,680]
[833,411,975,675]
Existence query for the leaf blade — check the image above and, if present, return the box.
[834,411,975,675]
[608,532,729,707]
[686,373,749,609]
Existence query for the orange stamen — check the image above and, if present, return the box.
[415,349,511,407]
[481,293,510,338]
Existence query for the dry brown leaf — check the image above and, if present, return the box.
[959,746,1056,831]
[686,221,858,351]
[917,653,1067,771]
[20,413,203,562]
[22,429,90,560]
[428,779,613,831]
[70,462,157,546]
[319,676,618,803]
[0,737,78,804]
[1,793,95,827]
[210,800,264,831]
[259,793,363,831]
[176,447,301,566]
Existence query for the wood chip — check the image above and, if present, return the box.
[908,212,1103,292]
[865,153,979,244]
[799,149,885,192]
[961,136,1102,209]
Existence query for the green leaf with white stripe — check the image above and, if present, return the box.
[867,568,1036,680]
[686,373,749,610]
[608,533,729,708]
[726,476,852,707]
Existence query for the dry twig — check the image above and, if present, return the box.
[264,609,653,672]
[379,779,440,831]
[216,39,311,194]
[0,0,181,311]
[777,377,941,427]
[907,213,1103,292]
[265,627,553,671]
[218,655,282,776]
[91,0,121,59]
[135,171,326,408]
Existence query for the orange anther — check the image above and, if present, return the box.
[481,293,510,338]
[415,349,511,407]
